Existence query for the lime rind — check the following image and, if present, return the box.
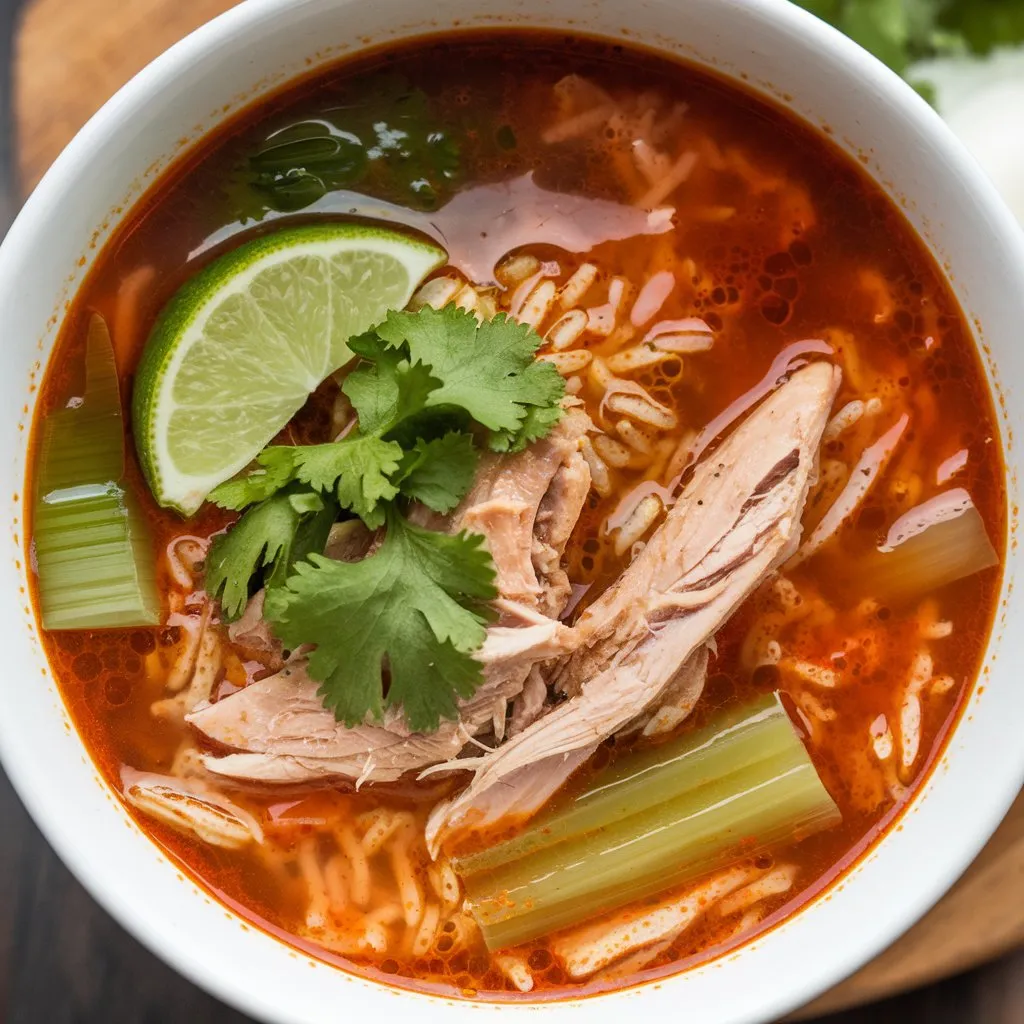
[132,224,446,515]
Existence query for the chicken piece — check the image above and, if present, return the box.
[425,362,840,852]
[630,643,711,738]
[323,519,376,562]
[444,404,591,619]
[509,666,549,738]
[188,609,577,785]
[227,590,283,670]
[531,448,592,617]
[198,405,592,786]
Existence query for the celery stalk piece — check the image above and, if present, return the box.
[866,488,998,606]
[34,315,160,630]
[456,693,841,950]
[454,695,797,877]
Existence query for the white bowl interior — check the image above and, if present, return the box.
[1,2,1023,1023]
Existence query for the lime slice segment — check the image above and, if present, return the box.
[132,224,446,515]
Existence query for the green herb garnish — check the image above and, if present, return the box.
[265,507,496,731]
[374,305,567,452]
[230,74,461,218]
[205,489,338,620]
[204,306,565,729]
[794,0,1024,100]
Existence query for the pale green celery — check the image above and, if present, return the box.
[457,694,840,950]
[868,491,998,606]
[34,315,160,629]
[454,694,795,877]
[37,315,124,491]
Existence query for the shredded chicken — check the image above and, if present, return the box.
[531,445,593,617]
[425,362,840,853]
[226,590,283,670]
[508,666,549,738]
[791,412,908,566]
[323,519,376,562]
[439,404,592,619]
[194,404,593,785]
[189,611,577,785]
[637,643,711,737]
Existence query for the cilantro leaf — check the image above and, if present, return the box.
[209,447,297,510]
[489,400,566,454]
[375,306,565,443]
[266,494,338,592]
[203,302,571,727]
[397,432,478,513]
[838,0,915,72]
[343,335,441,435]
[208,307,564,524]
[264,508,497,730]
[206,491,337,620]
[291,436,403,528]
[287,491,327,516]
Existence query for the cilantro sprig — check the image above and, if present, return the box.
[265,507,496,731]
[203,304,564,732]
[205,489,338,620]
[375,306,566,451]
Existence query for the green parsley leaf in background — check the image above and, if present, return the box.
[792,0,1024,98]
[941,0,1024,55]
[265,508,498,731]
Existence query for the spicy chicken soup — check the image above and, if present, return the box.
[28,33,1003,999]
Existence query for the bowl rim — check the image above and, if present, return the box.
[3,0,1024,1022]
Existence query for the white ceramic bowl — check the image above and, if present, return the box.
[2,1,1023,1022]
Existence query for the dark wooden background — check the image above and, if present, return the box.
[2,0,1024,1020]
[6,767,1024,1024]
[5,757,1024,1024]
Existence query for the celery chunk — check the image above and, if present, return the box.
[866,488,998,606]
[455,693,840,950]
[34,315,160,629]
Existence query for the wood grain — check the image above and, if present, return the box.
[795,791,1024,1017]
[0,770,253,1024]
[11,0,1024,1016]
[14,0,238,191]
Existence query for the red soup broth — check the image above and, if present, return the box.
[27,31,1004,999]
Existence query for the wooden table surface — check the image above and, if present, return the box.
[6,0,1024,1020]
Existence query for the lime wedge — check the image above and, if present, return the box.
[132,224,446,515]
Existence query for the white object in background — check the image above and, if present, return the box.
[914,46,1024,225]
